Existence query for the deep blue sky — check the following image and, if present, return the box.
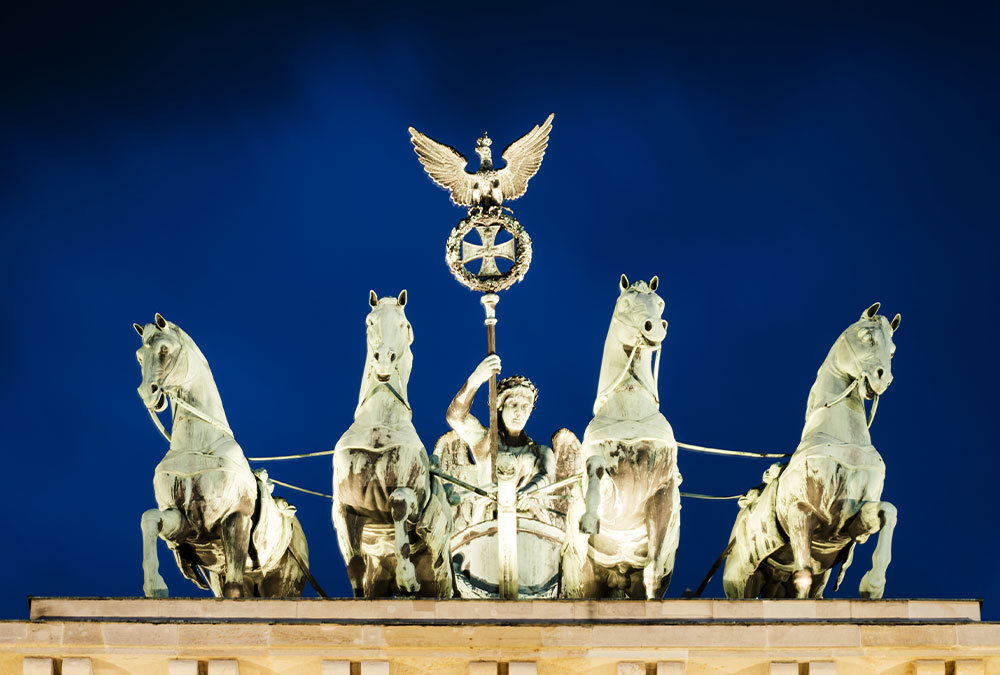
[2,2,998,618]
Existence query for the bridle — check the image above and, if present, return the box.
[141,338,234,443]
[820,334,884,430]
[596,313,663,407]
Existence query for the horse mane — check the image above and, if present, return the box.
[803,328,851,422]
[169,322,210,370]
[163,321,226,413]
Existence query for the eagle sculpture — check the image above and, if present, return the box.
[408,113,554,208]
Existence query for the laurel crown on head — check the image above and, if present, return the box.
[477,133,492,148]
[497,375,538,408]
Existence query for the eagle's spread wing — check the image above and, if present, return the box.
[498,113,554,202]
[408,126,476,205]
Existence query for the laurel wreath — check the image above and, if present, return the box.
[445,209,533,293]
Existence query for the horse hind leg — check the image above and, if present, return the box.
[140,507,188,598]
[332,503,368,597]
[783,503,816,599]
[580,455,606,535]
[643,483,680,599]
[389,487,420,594]
[858,501,897,599]
[422,484,455,598]
[220,512,252,598]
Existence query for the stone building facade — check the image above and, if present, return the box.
[3,598,998,674]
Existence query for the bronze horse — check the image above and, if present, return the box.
[332,291,453,597]
[136,314,309,599]
[724,303,900,599]
[563,275,681,599]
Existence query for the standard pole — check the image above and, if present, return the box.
[481,293,500,477]
[482,292,517,599]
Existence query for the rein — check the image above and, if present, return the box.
[145,389,235,443]
[821,375,879,429]
[596,322,662,408]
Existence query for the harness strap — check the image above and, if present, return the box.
[146,406,172,442]
[677,441,791,459]
[596,334,663,409]
[823,378,859,409]
[168,393,234,437]
[843,334,880,429]
[819,374,879,428]
[248,449,336,461]
[286,542,329,598]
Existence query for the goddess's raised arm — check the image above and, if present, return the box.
[445,354,501,463]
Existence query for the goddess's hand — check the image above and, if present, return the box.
[471,354,502,386]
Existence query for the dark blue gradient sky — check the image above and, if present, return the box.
[2,2,998,617]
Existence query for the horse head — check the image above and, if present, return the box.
[134,313,190,413]
[832,302,901,400]
[610,274,667,350]
[594,275,668,413]
[358,290,413,412]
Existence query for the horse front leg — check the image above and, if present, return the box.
[389,487,420,594]
[332,503,368,597]
[220,512,252,598]
[783,503,816,598]
[140,507,187,598]
[580,455,606,535]
[643,480,681,600]
[421,484,455,598]
[858,501,897,599]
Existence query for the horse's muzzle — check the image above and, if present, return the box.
[640,319,668,346]
[862,371,891,399]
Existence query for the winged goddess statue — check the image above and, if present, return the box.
[408,113,554,209]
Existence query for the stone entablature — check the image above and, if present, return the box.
[2,598,997,674]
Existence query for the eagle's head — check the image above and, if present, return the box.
[475,133,493,167]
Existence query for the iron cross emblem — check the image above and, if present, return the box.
[461,225,516,277]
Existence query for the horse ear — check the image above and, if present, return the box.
[861,302,880,320]
[369,290,378,308]
[133,322,144,337]
[649,276,659,292]
[620,274,629,290]
[890,313,901,332]
[397,289,407,307]
[154,313,167,330]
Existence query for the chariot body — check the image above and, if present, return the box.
[433,429,580,598]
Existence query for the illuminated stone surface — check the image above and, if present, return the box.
[3,598,997,674]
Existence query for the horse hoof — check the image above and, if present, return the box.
[396,561,420,595]
[792,569,812,598]
[859,571,885,599]
[397,580,421,595]
[580,514,600,535]
[144,585,169,599]
[144,575,169,599]
[223,582,244,599]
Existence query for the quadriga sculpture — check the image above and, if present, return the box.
[135,314,309,599]
[563,275,681,599]
[332,291,453,598]
[723,303,901,599]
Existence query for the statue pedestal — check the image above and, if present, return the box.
[3,597,997,674]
